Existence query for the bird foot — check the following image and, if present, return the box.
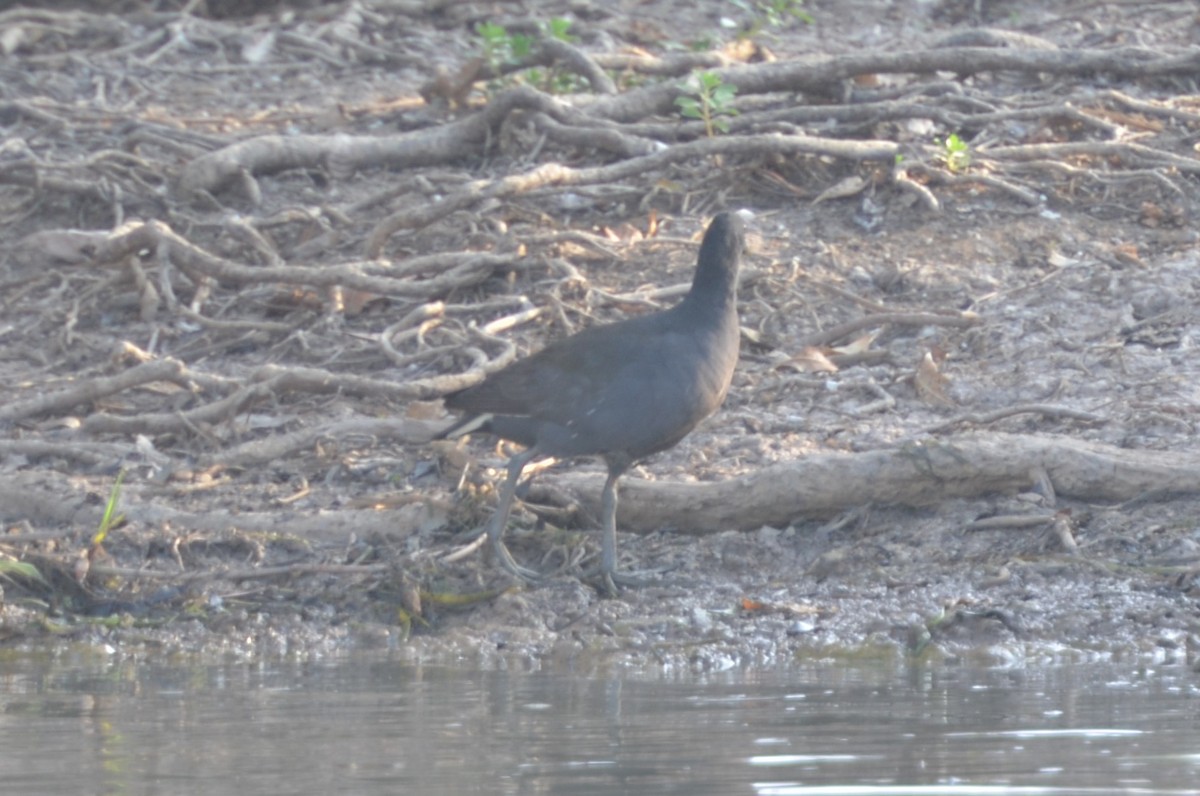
[491,539,544,583]
[442,533,543,582]
[584,566,668,598]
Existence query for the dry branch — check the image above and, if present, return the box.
[0,358,186,424]
[585,45,1200,122]
[252,362,498,401]
[81,380,273,436]
[537,38,617,94]
[0,472,439,542]
[799,311,980,348]
[9,432,1196,549]
[982,140,1200,174]
[0,439,136,468]
[366,132,899,253]
[79,360,496,438]
[178,86,594,197]
[213,418,442,469]
[188,42,1183,197]
[925,404,1105,434]
[529,433,1200,533]
[88,220,521,301]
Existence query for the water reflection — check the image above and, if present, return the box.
[0,655,1196,795]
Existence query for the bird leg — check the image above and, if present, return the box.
[592,469,663,597]
[487,447,545,581]
[453,447,543,582]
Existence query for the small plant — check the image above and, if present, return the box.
[475,21,517,75]
[475,18,581,93]
[525,65,586,95]
[676,71,739,136]
[730,0,812,37]
[938,133,971,173]
[65,470,127,586]
[542,17,577,44]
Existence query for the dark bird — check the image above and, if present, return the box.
[438,211,746,594]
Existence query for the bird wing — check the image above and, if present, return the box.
[443,312,672,421]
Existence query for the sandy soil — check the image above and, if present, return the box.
[1,0,1198,670]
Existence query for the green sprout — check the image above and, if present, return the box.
[938,133,971,173]
[676,71,739,137]
[92,469,126,547]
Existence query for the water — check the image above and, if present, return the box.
[0,654,1197,795]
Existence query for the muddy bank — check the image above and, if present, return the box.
[1,0,1198,668]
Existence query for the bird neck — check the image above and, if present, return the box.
[680,264,738,318]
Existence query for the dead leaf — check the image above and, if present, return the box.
[15,229,106,266]
[602,223,644,244]
[740,327,765,346]
[0,22,43,55]
[269,287,323,313]
[741,597,768,612]
[759,170,808,198]
[785,346,839,373]
[1090,108,1162,132]
[73,550,90,585]
[829,330,879,356]
[419,57,484,109]
[741,597,820,616]
[1139,201,1164,228]
[1046,250,1077,268]
[1052,509,1078,555]
[722,37,775,63]
[914,350,955,407]
[1111,243,1141,268]
[812,175,867,205]
[241,30,277,64]
[646,209,659,238]
[405,401,444,420]
[340,288,382,316]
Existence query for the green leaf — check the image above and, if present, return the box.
[547,17,577,43]
[510,33,534,59]
[476,22,507,43]
[712,85,738,108]
[0,559,48,584]
[676,96,702,118]
[93,470,126,546]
